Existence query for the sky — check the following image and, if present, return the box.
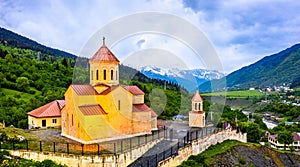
[0,0,300,73]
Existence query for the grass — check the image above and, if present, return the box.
[202,90,265,98]
[0,88,36,103]
[179,140,246,167]
[201,140,245,164]
[0,127,37,140]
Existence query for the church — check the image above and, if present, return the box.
[60,38,157,144]
[189,90,205,127]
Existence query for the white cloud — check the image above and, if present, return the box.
[0,0,300,73]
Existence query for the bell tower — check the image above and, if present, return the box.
[89,37,120,86]
[192,90,203,111]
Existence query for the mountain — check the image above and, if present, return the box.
[139,65,224,92]
[200,44,300,92]
[0,27,76,58]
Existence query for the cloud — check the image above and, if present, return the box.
[0,0,300,73]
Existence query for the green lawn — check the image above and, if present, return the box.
[0,88,36,102]
[202,90,265,98]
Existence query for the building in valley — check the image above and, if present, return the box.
[189,90,205,127]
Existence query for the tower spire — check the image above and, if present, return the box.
[103,36,105,45]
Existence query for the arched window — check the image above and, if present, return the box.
[91,70,93,80]
[103,70,106,80]
[111,70,114,80]
[116,70,118,80]
[194,103,197,111]
[96,70,99,80]
[198,103,201,110]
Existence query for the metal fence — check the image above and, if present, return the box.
[0,129,165,156]
[129,127,224,167]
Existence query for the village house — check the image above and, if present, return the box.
[189,90,205,127]
[27,100,65,129]
[268,132,300,150]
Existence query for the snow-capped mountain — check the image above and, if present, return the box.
[139,65,225,92]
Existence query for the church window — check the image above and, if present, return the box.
[96,70,99,80]
[118,100,121,110]
[91,70,93,80]
[52,119,57,124]
[104,70,106,80]
[116,70,118,80]
[198,103,201,110]
[111,70,114,80]
[194,103,197,110]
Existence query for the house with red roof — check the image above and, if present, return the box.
[189,90,205,127]
[27,100,65,129]
[59,38,157,144]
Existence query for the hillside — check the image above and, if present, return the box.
[200,44,300,91]
[180,140,300,167]
[0,27,76,58]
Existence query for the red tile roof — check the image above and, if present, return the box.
[27,100,64,118]
[78,104,107,116]
[124,85,144,95]
[89,44,120,63]
[57,100,65,108]
[150,110,158,117]
[192,90,203,102]
[72,85,98,95]
[99,85,119,95]
[133,104,151,112]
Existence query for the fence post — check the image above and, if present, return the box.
[114,143,116,154]
[164,126,166,138]
[97,144,100,156]
[39,141,42,152]
[177,141,180,150]
[187,131,189,143]
[145,134,147,143]
[67,143,69,154]
[81,144,84,156]
[53,142,55,153]
[171,146,173,156]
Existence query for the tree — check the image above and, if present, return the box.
[16,76,29,91]
[278,131,294,150]
[245,122,262,143]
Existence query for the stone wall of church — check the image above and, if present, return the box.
[158,129,247,167]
